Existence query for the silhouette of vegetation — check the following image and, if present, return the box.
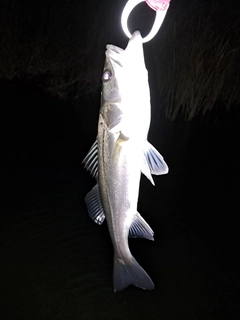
[154,0,240,120]
[0,0,239,119]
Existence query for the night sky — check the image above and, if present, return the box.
[1,1,240,319]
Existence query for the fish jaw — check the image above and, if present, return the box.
[106,30,145,71]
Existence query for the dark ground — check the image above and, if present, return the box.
[0,80,240,320]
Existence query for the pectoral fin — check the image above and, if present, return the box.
[129,212,154,241]
[85,184,105,225]
[143,141,169,176]
[141,151,155,185]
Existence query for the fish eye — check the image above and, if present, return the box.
[102,70,112,82]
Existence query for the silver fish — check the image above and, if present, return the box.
[83,31,168,292]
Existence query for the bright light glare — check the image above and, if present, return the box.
[121,0,170,43]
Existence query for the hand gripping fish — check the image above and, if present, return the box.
[83,31,168,292]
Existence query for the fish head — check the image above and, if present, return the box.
[100,31,150,138]
[102,30,149,104]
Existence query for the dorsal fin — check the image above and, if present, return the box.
[82,139,98,179]
[85,184,105,225]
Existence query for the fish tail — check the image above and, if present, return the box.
[113,255,155,292]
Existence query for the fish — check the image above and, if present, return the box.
[83,30,168,292]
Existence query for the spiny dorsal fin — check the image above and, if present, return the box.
[82,139,98,179]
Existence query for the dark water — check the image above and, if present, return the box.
[0,82,239,320]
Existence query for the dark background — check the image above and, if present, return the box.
[0,1,240,319]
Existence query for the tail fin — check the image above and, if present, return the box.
[113,256,155,292]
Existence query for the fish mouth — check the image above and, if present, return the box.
[105,30,142,56]
[106,45,123,56]
[105,44,124,68]
[125,30,143,52]
[105,30,144,68]
[128,30,142,43]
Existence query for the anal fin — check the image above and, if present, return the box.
[129,213,154,241]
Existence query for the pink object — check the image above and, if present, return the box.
[146,0,171,11]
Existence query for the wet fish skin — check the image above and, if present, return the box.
[83,31,168,292]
